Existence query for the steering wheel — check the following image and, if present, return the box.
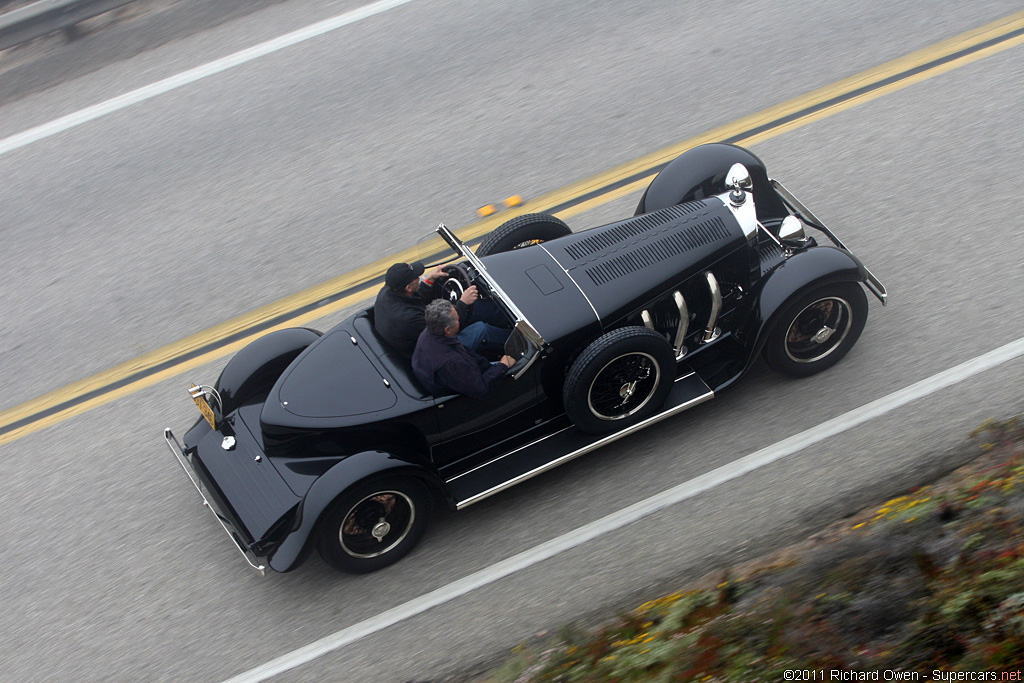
[441,264,473,304]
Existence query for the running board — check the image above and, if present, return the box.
[448,372,714,509]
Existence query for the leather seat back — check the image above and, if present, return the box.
[352,310,432,401]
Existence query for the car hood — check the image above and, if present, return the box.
[260,328,398,431]
[480,198,746,338]
[543,198,746,321]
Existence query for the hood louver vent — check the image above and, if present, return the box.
[584,216,731,286]
[561,202,702,261]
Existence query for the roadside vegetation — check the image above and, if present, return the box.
[481,416,1024,682]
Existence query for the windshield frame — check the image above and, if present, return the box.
[435,223,547,378]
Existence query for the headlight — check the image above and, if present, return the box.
[779,215,806,241]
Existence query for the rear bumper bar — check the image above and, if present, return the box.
[163,427,266,576]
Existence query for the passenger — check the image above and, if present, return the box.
[412,300,515,399]
[374,261,508,357]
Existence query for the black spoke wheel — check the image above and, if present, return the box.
[317,477,431,573]
[763,281,868,378]
[588,352,661,420]
[563,327,676,435]
[476,213,571,256]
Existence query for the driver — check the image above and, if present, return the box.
[374,261,507,357]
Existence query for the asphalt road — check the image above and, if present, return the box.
[1,1,1023,681]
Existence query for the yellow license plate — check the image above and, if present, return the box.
[190,386,217,429]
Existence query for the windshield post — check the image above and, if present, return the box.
[434,223,547,377]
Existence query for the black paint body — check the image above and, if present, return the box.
[174,144,877,573]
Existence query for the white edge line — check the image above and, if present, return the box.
[0,0,416,157]
[223,336,1024,683]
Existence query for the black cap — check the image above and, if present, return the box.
[385,262,425,290]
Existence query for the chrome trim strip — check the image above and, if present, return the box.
[163,427,267,576]
[757,219,785,250]
[454,378,714,510]
[702,271,722,343]
[445,424,575,484]
[537,242,602,325]
[672,290,689,358]
[770,179,888,306]
[448,370,700,485]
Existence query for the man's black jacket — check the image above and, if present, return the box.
[411,328,508,399]
[373,281,469,357]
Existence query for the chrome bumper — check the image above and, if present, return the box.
[163,427,267,576]
[771,178,888,305]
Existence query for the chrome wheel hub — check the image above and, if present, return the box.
[371,518,391,541]
[784,296,853,364]
[588,352,660,421]
[811,326,836,344]
[340,491,415,558]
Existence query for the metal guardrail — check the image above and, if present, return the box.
[0,0,136,50]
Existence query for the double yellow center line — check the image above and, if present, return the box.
[2,10,1023,447]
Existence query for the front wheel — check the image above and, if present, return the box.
[317,477,431,573]
[763,281,868,378]
[563,327,676,435]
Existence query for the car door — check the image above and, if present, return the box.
[429,367,542,467]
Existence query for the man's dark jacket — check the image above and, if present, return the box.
[411,329,507,399]
[373,282,468,357]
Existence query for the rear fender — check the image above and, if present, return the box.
[215,327,322,414]
[268,450,442,572]
[742,247,867,364]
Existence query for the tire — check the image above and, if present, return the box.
[763,281,868,378]
[317,477,431,574]
[563,327,676,435]
[476,213,571,256]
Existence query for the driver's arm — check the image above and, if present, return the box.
[416,278,472,326]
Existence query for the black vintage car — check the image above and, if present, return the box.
[164,144,886,575]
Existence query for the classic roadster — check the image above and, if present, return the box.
[164,143,886,575]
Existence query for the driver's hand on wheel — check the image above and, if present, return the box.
[426,264,451,282]
[499,355,516,368]
[460,285,479,305]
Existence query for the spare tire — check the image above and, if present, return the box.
[563,327,676,435]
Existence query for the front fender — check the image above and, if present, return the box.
[268,450,442,572]
[637,143,788,222]
[743,246,867,362]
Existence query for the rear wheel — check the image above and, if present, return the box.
[476,213,571,256]
[317,477,431,573]
[763,281,868,378]
[563,327,676,435]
